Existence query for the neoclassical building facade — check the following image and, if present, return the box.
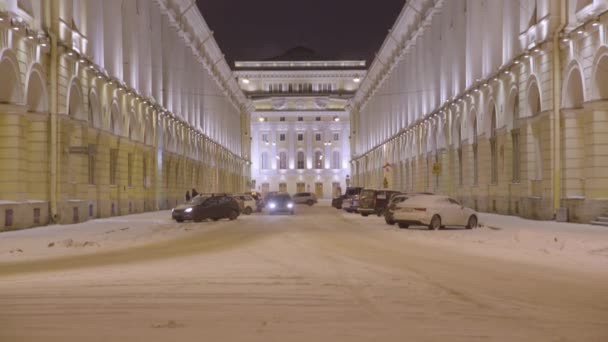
[235,57,365,198]
[350,0,608,223]
[0,0,251,230]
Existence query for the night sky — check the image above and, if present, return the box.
[196,0,406,66]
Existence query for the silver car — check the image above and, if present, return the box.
[292,192,318,206]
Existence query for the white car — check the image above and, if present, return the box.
[238,195,258,215]
[292,192,318,206]
[393,195,478,230]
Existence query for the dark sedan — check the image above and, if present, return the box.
[172,194,240,222]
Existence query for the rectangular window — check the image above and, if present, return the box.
[315,117,321,121]
[512,130,521,183]
[297,133,304,141]
[473,143,479,185]
[333,132,340,141]
[279,133,286,141]
[315,133,322,142]
[88,145,95,185]
[110,149,118,185]
[280,117,285,122]
[490,138,498,184]
[4,209,13,227]
[297,117,303,121]
[262,133,269,142]
[33,208,40,224]
[143,157,148,188]
[128,153,134,187]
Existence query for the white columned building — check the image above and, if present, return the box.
[235,49,366,198]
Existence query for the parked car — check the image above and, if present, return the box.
[392,195,478,230]
[293,192,318,206]
[265,193,295,215]
[384,194,414,225]
[357,189,402,217]
[340,187,363,212]
[229,193,245,211]
[237,194,258,215]
[172,194,240,222]
[246,191,264,212]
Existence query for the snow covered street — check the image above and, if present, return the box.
[1,202,607,341]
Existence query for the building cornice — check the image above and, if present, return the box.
[155,0,251,114]
[348,0,442,113]
[234,69,366,80]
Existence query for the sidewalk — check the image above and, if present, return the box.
[479,212,608,234]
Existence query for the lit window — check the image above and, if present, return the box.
[297,151,305,169]
[279,151,287,169]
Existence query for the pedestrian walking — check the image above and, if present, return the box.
[185,190,191,202]
[192,188,199,197]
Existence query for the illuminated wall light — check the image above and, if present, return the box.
[514,60,520,65]
[592,18,600,27]
[353,77,361,83]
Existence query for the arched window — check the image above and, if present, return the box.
[261,152,268,170]
[315,151,324,169]
[279,151,287,170]
[332,150,341,169]
[512,95,521,182]
[472,116,478,185]
[297,151,305,169]
[490,107,498,184]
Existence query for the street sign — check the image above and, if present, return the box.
[432,162,441,175]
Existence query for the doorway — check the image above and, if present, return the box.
[315,182,324,198]
[296,182,306,193]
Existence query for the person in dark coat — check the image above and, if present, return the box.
[185,190,191,202]
[192,188,199,197]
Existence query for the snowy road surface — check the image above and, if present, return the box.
[1,203,607,341]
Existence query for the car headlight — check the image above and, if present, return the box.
[269,202,276,209]
[287,203,294,209]
[185,208,193,213]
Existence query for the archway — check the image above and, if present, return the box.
[0,50,24,201]
[562,66,586,198]
[528,80,543,183]
[594,54,608,100]
[0,50,23,104]
[25,65,50,201]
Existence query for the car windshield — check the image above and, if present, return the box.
[345,188,361,196]
[360,190,375,198]
[273,195,292,202]
[188,196,208,205]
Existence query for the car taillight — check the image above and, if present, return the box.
[414,208,427,212]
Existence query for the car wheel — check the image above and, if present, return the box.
[176,219,184,223]
[307,200,314,206]
[212,218,220,222]
[228,210,238,221]
[429,215,442,230]
[466,215,478,229]
[398,222,409,229]
[244,207,253,215]
[361,213,369,217]
[336,205,342,210]
[385,217,395,225]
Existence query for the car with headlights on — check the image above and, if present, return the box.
[392,195,478,230]
[172,194,240,222]
[265,193,295,215]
